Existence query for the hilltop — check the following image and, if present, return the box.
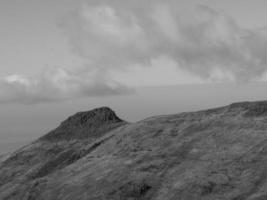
[1,101,267,199]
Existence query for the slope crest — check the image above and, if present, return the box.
[40,107,125,141]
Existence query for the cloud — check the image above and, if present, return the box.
[110,56,205,86]
[62,1,267,82]
[2,0,267,104]
[0,67,133,104]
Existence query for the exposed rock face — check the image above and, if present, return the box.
[41,107,124,141]
[2,102,267,199]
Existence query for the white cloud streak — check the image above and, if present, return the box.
[0,67,132,104]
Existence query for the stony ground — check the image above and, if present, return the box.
[1,102,267,199]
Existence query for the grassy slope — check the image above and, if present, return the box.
[2,102,267,199]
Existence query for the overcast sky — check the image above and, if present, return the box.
[1,0,267,153]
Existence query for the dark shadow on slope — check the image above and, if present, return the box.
[28,135,114,180]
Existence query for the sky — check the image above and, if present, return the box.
[1,0,267,153]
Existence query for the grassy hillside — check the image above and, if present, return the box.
[1,102,267,199]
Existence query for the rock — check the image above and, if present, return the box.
[40,107,125,141]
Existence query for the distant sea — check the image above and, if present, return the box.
[0,141,28,155]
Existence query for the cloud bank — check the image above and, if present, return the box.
[2,0,267,103]
[61,1,267,81]
[0,67,132,104]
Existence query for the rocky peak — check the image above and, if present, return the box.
[60,107,123,127]
[40,107,125,141]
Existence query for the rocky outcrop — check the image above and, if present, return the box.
[2,102,267,200]
[41,107,124,141]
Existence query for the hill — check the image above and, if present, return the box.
[1,102,267,199]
